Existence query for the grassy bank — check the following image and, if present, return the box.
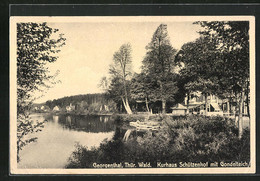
[66,115,250,168]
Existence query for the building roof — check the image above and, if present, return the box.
[171,104,187,110]
[188,103,203,109]
[210,103,221,111]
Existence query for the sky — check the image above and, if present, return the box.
[33,19,202,103]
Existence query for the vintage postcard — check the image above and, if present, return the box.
[10,16,255,174]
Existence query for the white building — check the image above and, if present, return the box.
[172,92,224,116]
[53,106,60,112]
[171,104,187,115]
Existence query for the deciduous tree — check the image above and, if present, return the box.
[142,24,178,113]
[195,21,249,138]
[17,22,66,160]
[175,37,221,115]
[108,43,133,114]
[130,73,152,112]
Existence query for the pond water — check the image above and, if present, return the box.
[18,114,117,168]
[17,113,250,169]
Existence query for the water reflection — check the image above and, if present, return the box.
[18,113,115,168]
[53,115,59,123]
[57,115,115,132]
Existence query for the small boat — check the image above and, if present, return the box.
[129,120,161,131]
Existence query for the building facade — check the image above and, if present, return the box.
[172,92,249,117]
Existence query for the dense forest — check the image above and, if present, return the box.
[33,93,117,114]
[35,93,175,114]
[45,93,107,109]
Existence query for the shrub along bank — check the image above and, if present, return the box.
[66,115,250,168]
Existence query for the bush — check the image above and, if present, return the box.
[66,115,250,168]
[118,114,147,122]
[166,115,249,162]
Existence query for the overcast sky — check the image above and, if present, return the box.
[34,20,201,103]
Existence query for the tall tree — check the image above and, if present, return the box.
[108,43,133,114]
[142,24,178,113]
[17,22,66,160]
[175,36,221,115]
[196,21,249,138]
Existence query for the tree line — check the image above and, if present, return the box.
[45,93,107,109]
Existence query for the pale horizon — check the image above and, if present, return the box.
[33,20,201,103]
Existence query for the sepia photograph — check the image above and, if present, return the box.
[9,16,255,174]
